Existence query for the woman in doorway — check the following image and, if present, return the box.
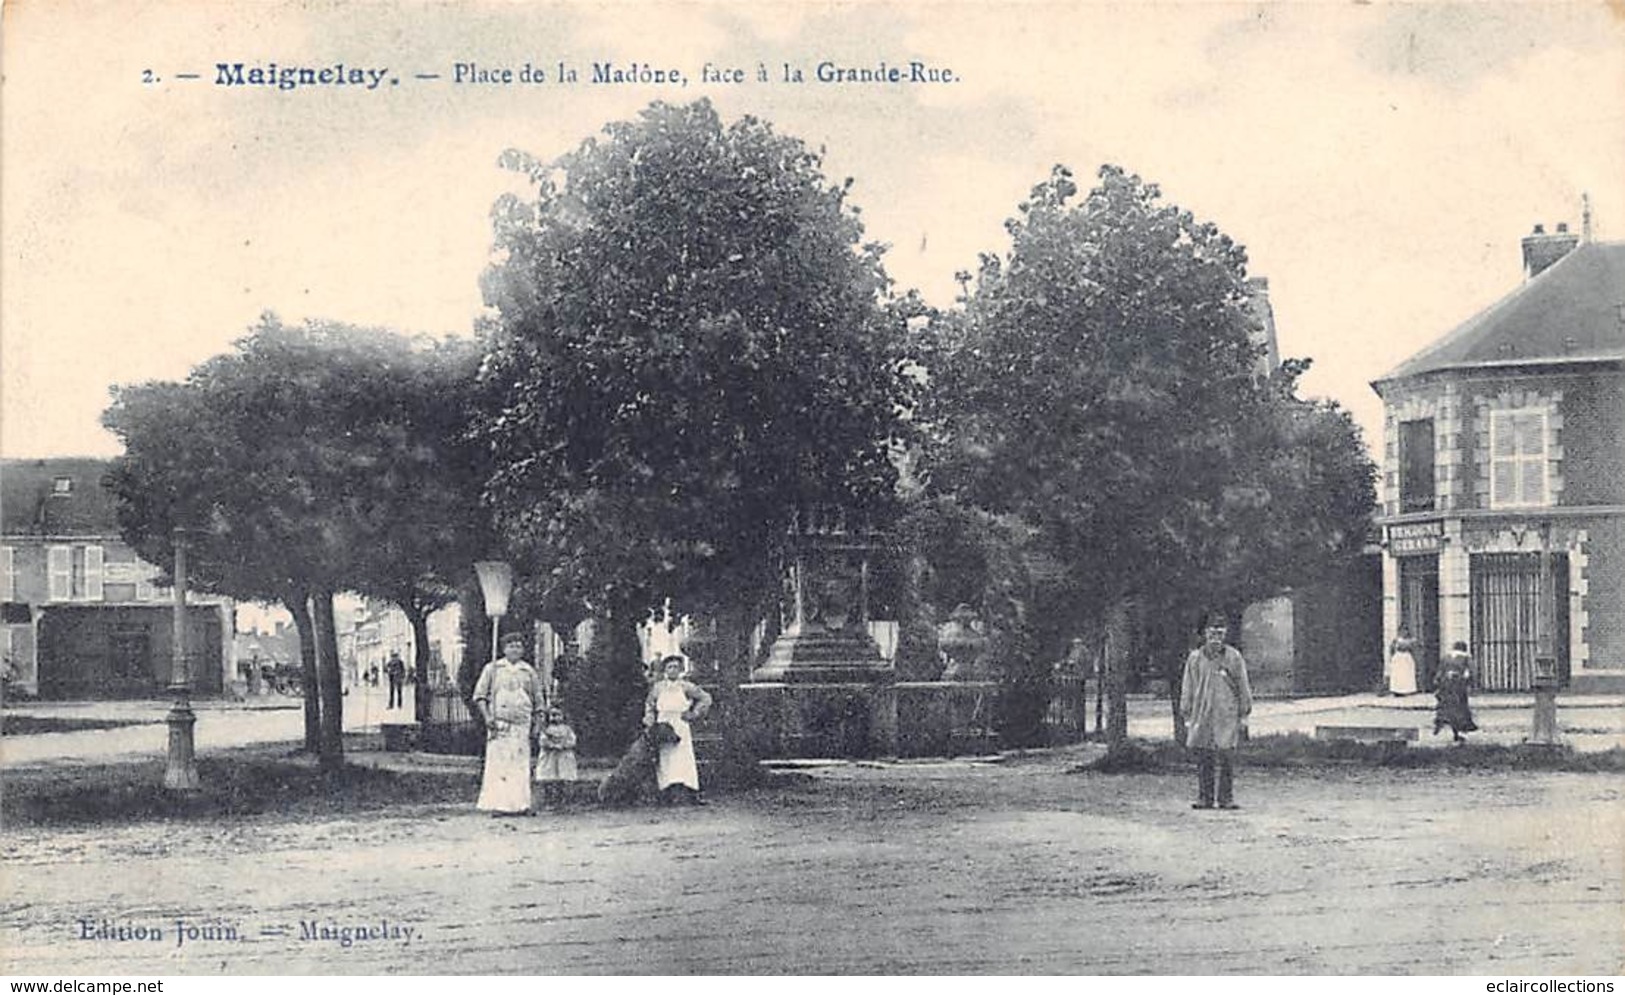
[1433,641,1478,744]
[643,654,713,805]
[1387,627,1420,696]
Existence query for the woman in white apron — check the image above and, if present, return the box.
[643,654,713,804]
[1387,629,1420,696]
[472,632,546,815]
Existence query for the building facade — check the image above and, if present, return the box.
[336,598,467,689]
[1371,228,1625,691]
[1,458,235,698]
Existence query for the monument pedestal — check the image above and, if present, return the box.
[737,506,898,757]
[737,680,897,759]
[742,613,897,758]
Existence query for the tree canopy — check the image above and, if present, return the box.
[103,315,491,754]
[921,164,1376,743]
[476,99,915,623]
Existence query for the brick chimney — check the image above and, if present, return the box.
[1246,276,1280,374]
[1522,222,1580,280]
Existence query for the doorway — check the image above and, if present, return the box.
[1398,556,1440,690]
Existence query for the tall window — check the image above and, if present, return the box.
[83,546,104,601]
[0,546,13,601]
[1490,409,1548,508]
[1399,419,1436,512]
[48,546,71,601]
[46,545,105,601]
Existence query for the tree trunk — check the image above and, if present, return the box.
[401,596,432,724]
[285,592,321,753]
[456,578,489,705]
[566,601,647,756]
[1092,640,1105,738]
[1103,597,1133,749]
[604,602,647,741]
[1153,598,1196,747]
[312,589,346,771]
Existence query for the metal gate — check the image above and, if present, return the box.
[1470,553,1569,691]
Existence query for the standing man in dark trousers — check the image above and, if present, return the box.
[1179,611,1253,810]
[385,650,407,710]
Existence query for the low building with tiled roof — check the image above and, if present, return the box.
[1370,226,1625,692]
[1,457,234,699]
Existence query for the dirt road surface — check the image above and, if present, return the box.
[4,752,1620,975]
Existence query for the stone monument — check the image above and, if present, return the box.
[737,506,898,757]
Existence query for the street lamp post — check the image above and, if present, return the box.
[1529,521,1562,747]
[163,527,201,791]
[474,561,514,664]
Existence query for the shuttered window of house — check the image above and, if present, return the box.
[47,546,71,601]
[1490,409,1548,508]
[0,547,13,601]
[84,546,104,601]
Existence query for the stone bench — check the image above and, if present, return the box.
[1314,725,1418,746]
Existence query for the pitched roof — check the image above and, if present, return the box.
[1,458,122,536]
[1375,241,1625,385]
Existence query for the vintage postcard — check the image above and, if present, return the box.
[2,0,1622,977]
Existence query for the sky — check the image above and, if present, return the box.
[4,0,1623,462]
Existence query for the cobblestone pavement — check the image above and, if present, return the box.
[2,751,1620,975]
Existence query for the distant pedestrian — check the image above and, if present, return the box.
[472,632,546,816]
[644,654,713,805]
[385,651,407,710]
[1433,642,1478,744]
[1386,628,1420,696]
[534,707,579,808]
[1180,611,1253,811]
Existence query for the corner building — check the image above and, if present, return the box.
[1371,226,1625,691]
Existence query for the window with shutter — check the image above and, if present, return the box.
[1489,409,1548,508]
[47,547,71,601]
[0,547,13,601]
[84,546,105,601]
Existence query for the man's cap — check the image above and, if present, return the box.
[500,631,527,648]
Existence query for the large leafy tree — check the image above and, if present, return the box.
[924,165,1375,748]
[106,327,342,759]
[104,316,491,762]
[476,100,914,745]
[344,336,495,722]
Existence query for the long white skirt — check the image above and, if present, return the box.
[1388,651,1419,696]
[655,714,699,790]
[477,721,533,813]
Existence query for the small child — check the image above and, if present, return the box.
[534,707,579,807]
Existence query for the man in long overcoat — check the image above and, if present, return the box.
[1179,611,1253,810]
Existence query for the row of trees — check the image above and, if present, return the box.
[104,322,492,768]
[104,99,1375,765]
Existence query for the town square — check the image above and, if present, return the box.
[3,0,1624,978]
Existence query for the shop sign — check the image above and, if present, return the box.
[1388,520,1443,554]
